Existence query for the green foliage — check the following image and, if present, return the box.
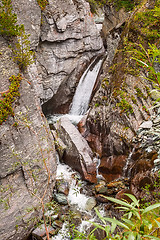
[11,30,34,71]
[131,44,160,88]
[0,74,22,125]
[37,0,48,10]
[0,0,34,70]
[0,0,23,36]
[73,194,160,239]
[108,0,140,11]
[134,1,160,41]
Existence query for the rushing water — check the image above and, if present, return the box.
[47,56,104,125]
[69,56,104,116]
[54,156,99,239]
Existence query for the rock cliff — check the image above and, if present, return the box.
[80,2,159,182]
[0,36,56,240]
[12,0,104,114]
[0,0,104,239]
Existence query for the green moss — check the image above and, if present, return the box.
[0,74,22,125]
[117,98,133,116]
[145,86,151,97]
[131,95,138,105]
[134,87,147,100]
[142,105,150,115]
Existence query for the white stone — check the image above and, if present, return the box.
[139,120,153,129]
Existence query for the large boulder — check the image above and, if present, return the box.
[0,37,56,240]
[55,117,97,183]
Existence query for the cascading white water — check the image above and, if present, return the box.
[123,147,135,177]
[69,57,104,116]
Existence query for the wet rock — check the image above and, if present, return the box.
[99,155,126,182]
[85,197,97,211]
[32,224,54,240]
[95,194,109,203]
[130,172,154,199]
[116,189,133,202]
[102,4,129,41]
[55,117,97,183]
[55,179,69,196]
[53,193,68,205]
[52,220,63,229]
[130,159,153,178]
[95,180,107,194]
[107,180,125,189]
[71,210,82,227]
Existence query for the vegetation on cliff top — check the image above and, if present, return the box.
[100,0,160,118]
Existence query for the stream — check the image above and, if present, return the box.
[32,54,135,240]
[33,56,106,240]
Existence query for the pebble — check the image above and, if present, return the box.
[139,120,153,129]
[53,193,68,205]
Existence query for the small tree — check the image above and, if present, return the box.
[11,29,34,71]
[0,0,23,36]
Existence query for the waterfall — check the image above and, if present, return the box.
[123,147,135,178]
[69,56,104,115]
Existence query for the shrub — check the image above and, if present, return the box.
[0,74,22,125]
[37,0,48,10]
[0,0,23,36]
[11,29,34,71]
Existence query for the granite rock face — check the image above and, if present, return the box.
[102,3,128,40]
[12,0,104,114]
[0,37,56,240]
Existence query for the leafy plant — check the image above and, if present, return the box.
[73,194,160,239]
[131,43,160,89]
[0,0,23,36]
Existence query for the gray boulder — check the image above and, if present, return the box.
[55,117,97,183]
